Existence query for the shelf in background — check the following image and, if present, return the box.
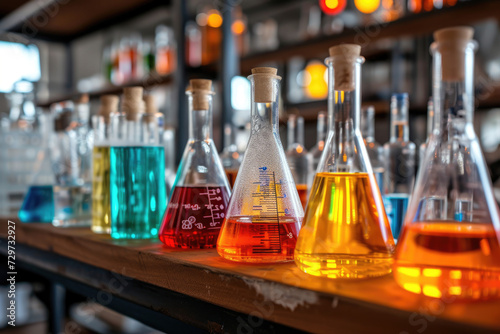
[1,220,500,333]
[240,0,500,72]
[36,64,217,108]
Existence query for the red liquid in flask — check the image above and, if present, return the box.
[217,216,300,263]
[159,186,230,248]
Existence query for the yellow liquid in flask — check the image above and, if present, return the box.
[295,172,395,278]
[92,146,111,233]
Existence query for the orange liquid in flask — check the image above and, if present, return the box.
[217,216,300,263]
[295,172,395,278]
[394,222,500,300]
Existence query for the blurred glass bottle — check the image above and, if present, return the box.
[394,26,500,300]
[383,93,416,241]
[156,25,177,75]
[220,123,242,188]
[18,111,55,223]
[109,88,166,239]
[91,95,119,234]
[309,111,327,172]
[142,38,156,75]
[286,115,313,209]
[361,106,385,192]
[419,98,434,165]
[163,125,177,195]
[51,103,92,227]
[186,21,202,67]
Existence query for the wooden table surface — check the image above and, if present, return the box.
[2,218,500,333]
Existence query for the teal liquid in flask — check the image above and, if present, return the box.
[109,89,166,239]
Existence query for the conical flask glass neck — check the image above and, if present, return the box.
[249,75,280,134]
[390,94,410,142]
[431,40,476,140]
[187,92,213,141]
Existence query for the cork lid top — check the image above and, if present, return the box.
[98,94,119,121]
[434,26,474,44]
[251,67,281,79]
[188,79,213,110]
[328,44,361,62]
[122,86,144,120]
[249,67,281,103]
[143,95,158,115]
[328,44,362,92]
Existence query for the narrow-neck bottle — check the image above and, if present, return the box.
[383,93,416,240]
[309,111,327,172]
[361,105,384,192]
[219,123,241,188]
[419,98,434,165]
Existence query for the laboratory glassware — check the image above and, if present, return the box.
[109,87,166,239]
[295,45,395,278]
[361,105,384,192]
[419,98,434,165]
[219,123,242,188]
[309,111,327,172]
[383,93,417,241]
[91,95,118,234]
[217,67,304,263]
[51,107,92,227]
[159,80,231,249]
[394,26,500,300]
[286,115,313,209]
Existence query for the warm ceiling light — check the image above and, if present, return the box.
[207,10,223,28]
[354,0,381,14]
[319,0,347,15]
[304,61,328,99]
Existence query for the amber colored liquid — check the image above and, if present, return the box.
[295,172,395,278]
[91,146,111,234]
[225,169,238,188]
[394,222,500,300]
[159,186,230,249]
[296,184,308,209]
[217,216,300,263]
[156,47,176,75]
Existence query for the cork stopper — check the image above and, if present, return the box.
[98,95,119,123]
[433,26,474,81]
[250,67,281,103]
[189,79,213,110]
[143,95,158,123]
[328,44,361,91]
[122,87,144,121]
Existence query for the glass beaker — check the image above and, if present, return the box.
[51,107,92,227]
[310,111,327,172]
[18,112,55,223]
[361,105,384,193]
[217,67,304,263]
[295,45,395,278]
[91,95,118,234]
[286,115,313,209]
[419,98,434,166]
[383,93,417,241]
[109,88,166,239]
[159,80,231,249]
[219,123,242,188]
[394,26,500,300]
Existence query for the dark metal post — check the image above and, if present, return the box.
[48,283,65,334]
[220,2,239,148]
[173,0,188,164]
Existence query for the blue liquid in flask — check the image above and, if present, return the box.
[19,185,54,223]
[383,193,409,241]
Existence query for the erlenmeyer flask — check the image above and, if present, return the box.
[159,80,231,249]
[361,105,384,193]
[286,115,313,209]
[219,123,242,188]
[394,26,500,300]
[217,67,304,263]
[309,111,327,172]
[383,93,416,241]
[295,45,395,278]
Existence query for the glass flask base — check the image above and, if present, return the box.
[91,225,110,234]
[394,222,500,300]
[52,218,91,227]
[217,216,299,263]
[18,185,54,223]
[111,229,158,240]
[294,252,393,278]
